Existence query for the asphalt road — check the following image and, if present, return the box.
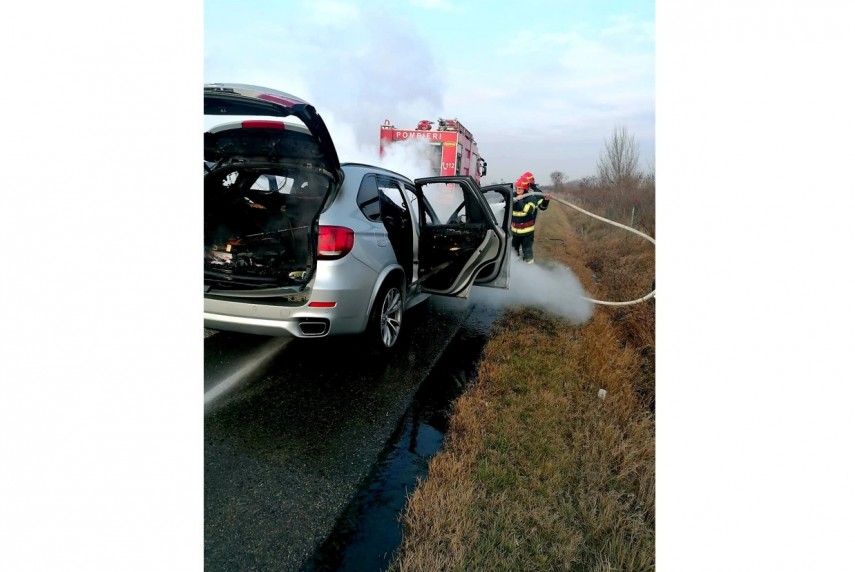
[204,296,475,571]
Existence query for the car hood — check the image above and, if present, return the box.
[204,83,343,183]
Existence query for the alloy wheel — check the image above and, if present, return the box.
[380,287,403,347]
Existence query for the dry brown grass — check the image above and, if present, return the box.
[391,186,655,571]
[559,177,656,238]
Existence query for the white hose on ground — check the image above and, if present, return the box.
[517,191,656,307]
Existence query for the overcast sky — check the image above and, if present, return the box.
[204,0,654,185]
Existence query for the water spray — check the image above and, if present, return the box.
[516,191,656,307]
[204,337,291,407]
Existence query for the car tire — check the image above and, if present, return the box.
[368,278,404,351]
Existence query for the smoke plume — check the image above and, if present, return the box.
[323,122,437,182]
[471,256,594,324]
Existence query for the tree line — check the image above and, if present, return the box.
[549,125,655,235]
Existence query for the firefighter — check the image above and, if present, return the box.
[522,171,535,187]
[521,171,547,195]
[511,173,551,264]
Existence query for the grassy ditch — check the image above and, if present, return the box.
[391,191,656,571]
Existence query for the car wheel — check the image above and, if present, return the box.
[368,279,404,350]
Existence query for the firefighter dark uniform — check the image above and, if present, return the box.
[511,177,550,263]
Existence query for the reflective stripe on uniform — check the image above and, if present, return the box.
[512,202,537,217]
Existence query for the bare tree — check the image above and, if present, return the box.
[579,175,598,191]
[549,171,567,191]
[597,125,641,187]
[644,158,655,188]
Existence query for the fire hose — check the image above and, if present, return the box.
[517,191,656,307]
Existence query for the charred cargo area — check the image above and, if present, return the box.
[204,163,332,291]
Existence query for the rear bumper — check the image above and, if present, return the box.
[203,312,330,337]
[203,290,373,337]
[204,261,377,338]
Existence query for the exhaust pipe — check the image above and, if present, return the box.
[298,319,330,336]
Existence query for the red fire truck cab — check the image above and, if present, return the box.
[380,117,488,184]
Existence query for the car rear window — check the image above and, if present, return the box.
[249,174,296,193]
[356,175,381,221]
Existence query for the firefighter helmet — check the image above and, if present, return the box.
[521,171,535,184]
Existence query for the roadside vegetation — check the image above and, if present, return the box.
[391,128,655,571]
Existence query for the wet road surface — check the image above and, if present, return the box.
[204,296,484,571]
[304,303,500,571]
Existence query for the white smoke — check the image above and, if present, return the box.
[320,116,438,182]
[471,256,594,324]
[376,138,437,181]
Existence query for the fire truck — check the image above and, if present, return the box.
[379,117,487,184]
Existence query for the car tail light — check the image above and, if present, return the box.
[241,120,285,130]
[318,226,354,260]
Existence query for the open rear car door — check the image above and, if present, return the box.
[203,83,343,301]
[413,176,512,297]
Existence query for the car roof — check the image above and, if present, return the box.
[341,162,413,183]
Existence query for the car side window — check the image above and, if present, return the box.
[419,182,470,225]
[403,186,421,229]
[356,175,381,221]
[377,178,407,211]
[482,189,506,225]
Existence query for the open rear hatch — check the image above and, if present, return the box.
[203,84,343,297]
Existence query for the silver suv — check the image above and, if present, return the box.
[204,83,513,349]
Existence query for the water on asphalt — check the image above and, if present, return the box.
[302,303,501,571]
[205,296,493,571]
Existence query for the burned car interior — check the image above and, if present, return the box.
[204,165,333,290]
[416,183,496,292]
[204,119,338,291]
